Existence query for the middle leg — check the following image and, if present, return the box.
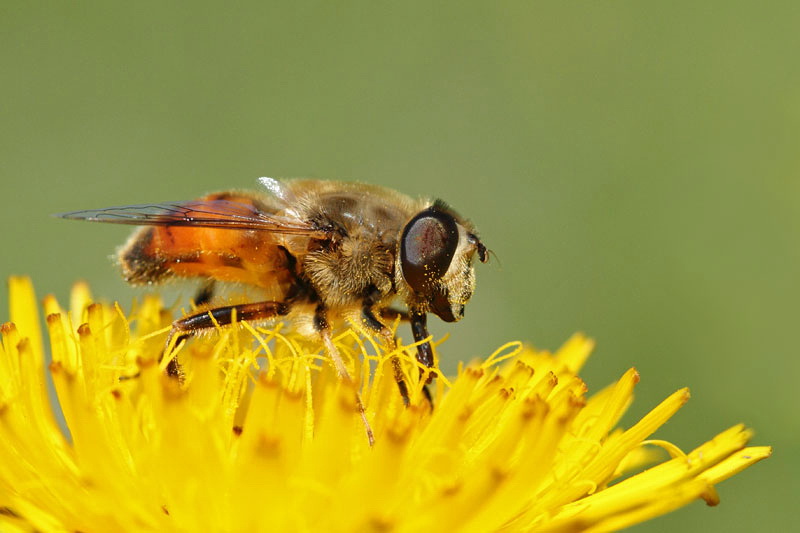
[362,305,412,407]
[369,304,435,406]
[315,305,375,446]
[380,305,438,384]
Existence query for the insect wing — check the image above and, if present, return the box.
[57,199,324,236]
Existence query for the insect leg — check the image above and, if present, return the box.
[192,280,216,307]
[164,301,290,378]
[362,306,411,407]
[408,310,437,405]
[378,307,410,323]
[315,305,375,447]
[409,310,437,380]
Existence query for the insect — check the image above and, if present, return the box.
[59,178,488,442]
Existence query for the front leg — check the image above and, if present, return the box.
[409,310,436,383]
[378,307,410,323]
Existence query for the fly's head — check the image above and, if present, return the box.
[397,201,488,322]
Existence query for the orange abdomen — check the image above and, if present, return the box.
[119,193,294,290]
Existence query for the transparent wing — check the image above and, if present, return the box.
[56,199,326,236]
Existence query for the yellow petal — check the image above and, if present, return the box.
[0,280,771,533]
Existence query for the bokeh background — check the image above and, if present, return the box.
[2,2,796,530]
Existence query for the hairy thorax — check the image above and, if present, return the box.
[303,228,395,307]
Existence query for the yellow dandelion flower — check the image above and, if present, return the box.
[0,277,770,532]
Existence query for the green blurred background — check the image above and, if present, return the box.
[2,1,796,530]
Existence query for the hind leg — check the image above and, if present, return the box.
[163,300,290,378]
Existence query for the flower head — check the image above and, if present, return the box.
[0,277,770,532]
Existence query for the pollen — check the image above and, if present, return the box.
[0,277,770,532]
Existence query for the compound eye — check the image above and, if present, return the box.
[400,208,459,294]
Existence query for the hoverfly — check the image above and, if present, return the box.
[59,178,488,443]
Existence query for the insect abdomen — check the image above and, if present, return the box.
[119,224,293,290]
[120,227,170,284]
